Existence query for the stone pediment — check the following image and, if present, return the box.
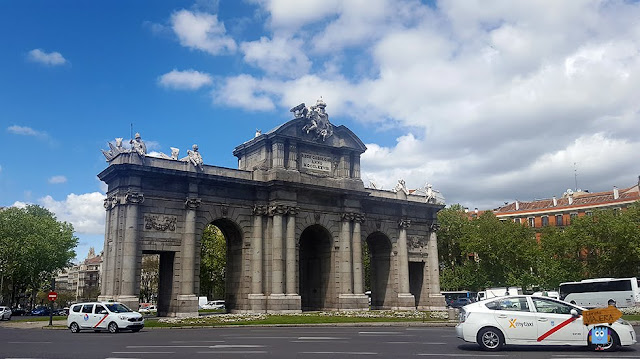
[234,117,367,155]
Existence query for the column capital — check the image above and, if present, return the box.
[287,206,300,216]
[253,204,268,216]
[268,204,287,216]
[341,212,355,222]
[353,213,365,223]
[103,196,120,210]
[398,218,412,229]
[184,197,201,210]
[125,191,144,205]
[429,223,440,231]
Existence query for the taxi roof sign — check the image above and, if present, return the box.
[582,306,622,326]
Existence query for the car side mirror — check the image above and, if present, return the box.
[570,309,579,318]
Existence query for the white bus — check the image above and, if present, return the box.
[559,277,640,308]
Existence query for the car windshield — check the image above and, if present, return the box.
[105,303,132,313]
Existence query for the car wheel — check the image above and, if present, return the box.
[108,322,119,334]
[589,328,620,352]
[70,322,80,333]
[477,327,504,351]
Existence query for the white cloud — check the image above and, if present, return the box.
[158,69,213,90]
[171,9,237,55]
[190,1,640,209]
[240,36,311,77]
[7,125,48,137]
[48,175,67,184]
[39,192,106,235]
[11,201,27,209]
[27,49,67,66]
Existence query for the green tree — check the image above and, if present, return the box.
[465,211,538,290]
[199,224,226,300]
[538,202,640,287]
[139,254,159,303]
[0,205,77,307]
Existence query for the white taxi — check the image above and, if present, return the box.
[67,302,144,333]
[456,295,636,351]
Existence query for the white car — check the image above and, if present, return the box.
[138,305,156,314]
[456,295,636,351]
[0,306,11,320]
[202,300,225,310]
[67,302,144,333]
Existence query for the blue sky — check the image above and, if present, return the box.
[2,0,640,261]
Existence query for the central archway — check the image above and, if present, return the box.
[299,225,333,311]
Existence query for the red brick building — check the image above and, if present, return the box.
[488,177,640,237]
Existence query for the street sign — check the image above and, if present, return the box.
[48,291,58,301]
[582,306,622,325]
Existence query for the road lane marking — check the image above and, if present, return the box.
[358,331,401,335]
[8,341,52,344]
[300,352,377,355]
[113,352,175,354]
[297,337,345,340]
[417,354,507,357]
[197,351,268,354]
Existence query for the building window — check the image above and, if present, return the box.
[528,217,535,227]
[471,214,477,219]
[586,211,593,216]
[569,212,578,224]
[499,219,507,222]
[555,214,563,226]
[514,218,521,224]
[541,216,549,227]
[613,208,621,216]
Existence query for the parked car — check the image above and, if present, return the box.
[451,298,472,308]
[67,302,144,333]
[138,305,156,314]
[29,306,50,316]
[0,306,12,320]
[11,307,27,316]
[456,295,636,351]
[201,300,225,310]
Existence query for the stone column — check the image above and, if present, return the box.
[352,155,361,179]
[270,205,286,295]
[287,143,297,170]
[177,196,201,317]
[99,196,118,300]
[119,190,143,310]
[272,142,285,168]
[285,206,298,295]
[397,219,411,295]
[340,213,353,294]
[352,214,365,294]
[428,224,442,295]
[251,205,266,295]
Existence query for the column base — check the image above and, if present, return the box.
[174,294,199,317]
[98,295,116,302]
[248,294,267,312]
[393,293,416,310]
[338,294,369,311]
[417,293,447,310]
[266,294,301,313]
[114,295,139,311]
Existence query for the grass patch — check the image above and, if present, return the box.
[622,315,640,321]
[15,316,67,321]
[147,311,448,328]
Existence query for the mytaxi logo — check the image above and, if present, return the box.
[509,319,516,328]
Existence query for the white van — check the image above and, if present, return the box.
[67,302,144,333]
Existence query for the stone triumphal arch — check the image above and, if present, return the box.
[98,100,446,316]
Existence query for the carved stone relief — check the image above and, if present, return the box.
[144,214,177,232]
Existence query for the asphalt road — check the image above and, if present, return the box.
[1,325,640,359]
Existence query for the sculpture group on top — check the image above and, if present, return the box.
[101,132,204,170]
[290,97,334,142]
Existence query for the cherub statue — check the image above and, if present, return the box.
[183,144,204,170]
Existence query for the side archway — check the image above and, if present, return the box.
[298,224,334,311]
[200,218,244,312]
[366,232,392,309]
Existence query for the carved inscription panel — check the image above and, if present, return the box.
[301,153,332,172]
[144,214,177,232]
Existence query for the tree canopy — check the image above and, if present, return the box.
[0,205,77,306]
[437,202,640,292]
[199,224,226,300]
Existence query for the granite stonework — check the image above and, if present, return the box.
[98,113,445,317]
